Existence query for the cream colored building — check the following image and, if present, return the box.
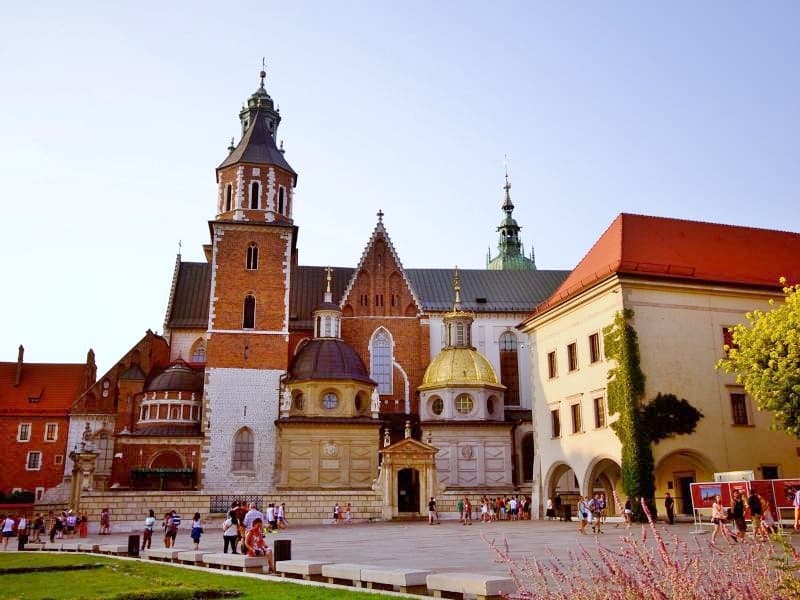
[521,214,800,517]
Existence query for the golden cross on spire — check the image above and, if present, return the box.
[325,266,333,294]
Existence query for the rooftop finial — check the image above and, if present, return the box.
[259,57,267,88]
[453,266,462,311]
[377,209,384,223]
[178,239,182,257]
[227,137,235,153]
[325,266,333,294]
[502,159,513,212]
[279,139,285,154]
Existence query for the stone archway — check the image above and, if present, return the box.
[584,457,622,516]
[655,450,716,515]
[545,461,580,514]
[377,438,438,519]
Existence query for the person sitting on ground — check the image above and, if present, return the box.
[244,517,275,573]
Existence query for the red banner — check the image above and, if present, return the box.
[772,479,800,509]
[691,478,800,514]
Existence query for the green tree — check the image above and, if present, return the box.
[717,279,800,437]
[641,393,703,443]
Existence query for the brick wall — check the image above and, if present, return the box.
[0,416,69,495]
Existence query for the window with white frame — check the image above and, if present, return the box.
[370,328,393,394]
[44,423,58,442]
[54,455,64,466]
[26,451,42,471]
[17,423,31,442]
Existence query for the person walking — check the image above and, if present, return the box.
[344,502,352,525]
[142,510,156,551]
[554,493,563,520]
[242,503,263,530]
[456,498,464,524]
[589,493,603,534]
[747,489,764,541]
[664,492,675,525]
[731,490,747,540]
[1,514,15,550]
[711,494,734,545]
[577,496,589,534]
[793,487,800,531]
[16,514,28,547]
[162,511,176,548]
[190,512,203,550]
[332,502,341,525]
[244,517,275,573]
[546,498,555,520]
[99,507,110,535]
[222,510,239,554]
[463,497,472,525]
[277,503,289,529]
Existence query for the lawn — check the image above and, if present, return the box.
[0,553,401,600]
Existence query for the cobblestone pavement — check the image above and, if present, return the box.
[25,518,799,574]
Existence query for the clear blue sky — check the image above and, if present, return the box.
[2,1,798,373]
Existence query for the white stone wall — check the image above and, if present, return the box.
[62,416,116,478]
[202,367,281,493]
[168,329,206,362]
[424,425,513,488]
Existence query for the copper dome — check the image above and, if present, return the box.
[146,362,204,393]
[287,339,373,384]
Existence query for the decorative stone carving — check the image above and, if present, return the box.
[460,445,474,460]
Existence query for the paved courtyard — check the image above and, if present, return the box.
[23,517,798,574]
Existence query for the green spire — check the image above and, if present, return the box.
[487,169,536,271]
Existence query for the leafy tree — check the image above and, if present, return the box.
[641,393,703,443]
[717,279,800,437]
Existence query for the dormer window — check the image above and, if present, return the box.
[246,243,259,270]
[225,184,232,211]
[250,181,260,209]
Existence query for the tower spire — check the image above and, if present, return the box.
[453,266,461,311]
[487,164,535,271]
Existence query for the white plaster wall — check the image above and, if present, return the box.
[168,329,206,362]
[526,279,625,516]
[202,367,281,493]
[62,416,116,478]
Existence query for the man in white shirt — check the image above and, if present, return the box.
[243,504,264,530]
[265,504,275,533]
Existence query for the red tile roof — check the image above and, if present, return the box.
[0,362,86,415]
[532,213,800,315]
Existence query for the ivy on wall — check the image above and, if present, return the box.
[603,309,656,521]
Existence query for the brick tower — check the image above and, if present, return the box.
[201,68,298,492]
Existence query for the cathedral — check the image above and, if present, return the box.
[55,69,568,517]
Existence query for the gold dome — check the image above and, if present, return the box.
[419,347,504,390]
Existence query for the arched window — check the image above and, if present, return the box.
[232,428,254,471]
[250,181,260,209]
[243,295,256,329]
[370,328,393,394]
[94,432,113,474]
[323,316,332,337]
[246,243,259,270]
[225,184,232,211]
[499,331,520,406]
[191,346,206,363]
[278,186,285,214]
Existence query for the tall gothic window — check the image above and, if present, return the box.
[225,184,232,211]
[246,243,259,270]
[250,181,260,209]
[499,331,520,406]
[278,186,285,214]
[370,328,393,394]
[232,428,254,471]
[243,295,256,329]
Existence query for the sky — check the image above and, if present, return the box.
[1,1,798,374]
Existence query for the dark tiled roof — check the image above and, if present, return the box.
[146,362,204,394]
[166,264,568,333]
[290,266,354,329]
[217,108,296,178]
[287,338,374,384]
[166,262,211,328]
[405,269,570,312]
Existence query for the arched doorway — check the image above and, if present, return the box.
[585,458,622,516]
[397,468,420,513]
[546,462,580,515]
[655,450,716,515]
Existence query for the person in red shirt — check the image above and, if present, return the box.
[244,518,275,573]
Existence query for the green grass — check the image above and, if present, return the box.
[0,553,402,600]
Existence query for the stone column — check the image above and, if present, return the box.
[68,449,98,511]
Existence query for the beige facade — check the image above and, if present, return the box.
[523,275,800,517]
